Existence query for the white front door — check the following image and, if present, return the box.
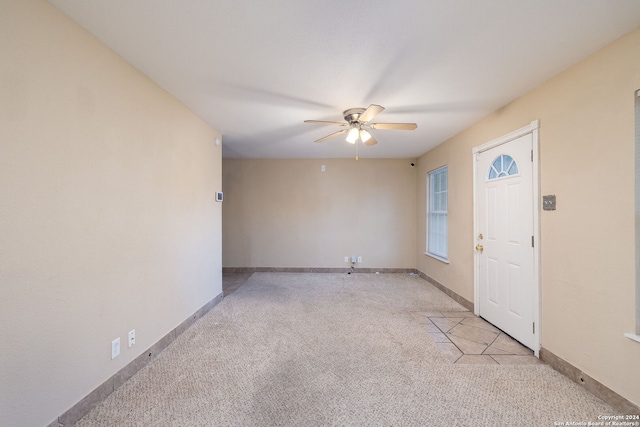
[475,131,537,350]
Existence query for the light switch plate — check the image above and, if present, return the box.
[543,195,556,211]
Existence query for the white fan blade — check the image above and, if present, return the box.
[358,104,384,123]
[369,123,417,130]
[304,120,347,126]
[315,129,348,143]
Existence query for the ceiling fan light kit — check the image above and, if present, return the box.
[304,104,417,158]
[346,127,359,144]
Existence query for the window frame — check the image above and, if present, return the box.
[628,89,640,342]
[426,165,449,263]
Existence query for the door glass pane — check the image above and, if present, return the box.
[488,154,519,180]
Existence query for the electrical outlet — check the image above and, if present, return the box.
[351,256,357,263]
[111,337,120,360]
[128,330,136,348]
[357,256,362,263]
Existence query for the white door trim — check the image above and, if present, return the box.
[472,119,541,356]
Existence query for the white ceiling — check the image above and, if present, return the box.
[50,0,640,159]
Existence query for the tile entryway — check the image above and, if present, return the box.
[411,310,542,365]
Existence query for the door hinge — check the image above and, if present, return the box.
[531,150,533,162]
[531,236,534,247]
[533,322,535,334]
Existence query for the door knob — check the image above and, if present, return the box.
[475,244,484,252]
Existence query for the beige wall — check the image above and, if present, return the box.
[417,27,640,405]
[223,158,417,269]
[0,1,222,425]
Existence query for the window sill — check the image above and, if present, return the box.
[624,333,640,343]
[424,252,449,264]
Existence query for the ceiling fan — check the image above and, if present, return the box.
[304,104,417,147]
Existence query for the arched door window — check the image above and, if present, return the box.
[487,154,519,180]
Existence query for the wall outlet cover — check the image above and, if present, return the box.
[128,330,136,348]
[111,337,120,360]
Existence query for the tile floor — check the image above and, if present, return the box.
[410,310,542,364]
[223,273,541,365]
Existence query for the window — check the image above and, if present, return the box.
[631,89,640,341]
[487,154,519,180]
[427,166,448,261]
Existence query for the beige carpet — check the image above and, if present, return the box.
[77,273,612,426]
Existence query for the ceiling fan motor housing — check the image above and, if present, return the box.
[343,108,366,124]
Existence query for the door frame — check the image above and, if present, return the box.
[472,119,541,356]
